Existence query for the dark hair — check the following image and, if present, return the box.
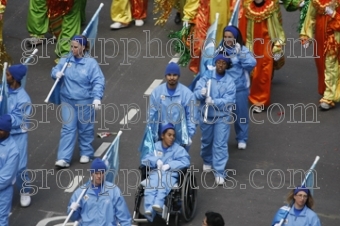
[205,211,225,226]
[223,25,245,47]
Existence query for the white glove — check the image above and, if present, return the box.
[303,42,309,49]
[183,20,189,28]
[187,137,192,146]
[92,99,101,110]
[56,71,64,79]
[161,164,170,171]
[325,6,334,16]
[299,0,305,7]
[234,43,241,54]
[273,53,281,61]
[70,202,80,211]
[201,88,207,96]
[205,97,214,104]
[156,159,163,170]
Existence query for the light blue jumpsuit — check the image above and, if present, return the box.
[142,141,190,221]
[149,83,196,147]
[224,46,256,144]
[7,86,32,193]
[68,181,131,226]
[194,70,236,177]
[272,205,321,226]
[51,54,105,163]
[0,136,19,226]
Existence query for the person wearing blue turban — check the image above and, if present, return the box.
[67,158,131,225]
[6,64,33,207]
[194,53,236,185]
[51,35,105,168]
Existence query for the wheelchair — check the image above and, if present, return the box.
[132,165,198,226]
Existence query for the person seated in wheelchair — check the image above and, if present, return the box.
[141,123,190,221]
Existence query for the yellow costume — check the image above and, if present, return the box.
[300,0,340,107]
[110,0,148,25]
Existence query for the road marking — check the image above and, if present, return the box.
[144,79,163,96]
[64,175,84,193]
[119,108,140,125]
[94,142,111,157]
[169,53,181,63]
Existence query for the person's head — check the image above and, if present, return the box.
[223,25,244,47]
[71,35,89,58]
[90,158,107,186]
[287,185,314,209]
[6,64,27,87]
[214,53,231,75]
[164,62,180,89]
[160,123,176,148]
[0,114,12,139]
[202,211,225,226]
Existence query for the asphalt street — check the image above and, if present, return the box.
[5,0,340,225]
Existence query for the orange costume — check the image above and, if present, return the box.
[300,0,340,108]
[242,0,285,107]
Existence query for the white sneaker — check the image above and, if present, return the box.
[144,210,152,216]
[252,106,263,113]
[320,102,331,110]
[55,160,70,168]
[215,176,224,185]
[135,19,144,26]
[29,37,43,45]
[80,156,90,164]
[152,204,163,213]
[203,164,212,171]
[20,193,31,207]
[110,22,128,29]
[238,142,247,150]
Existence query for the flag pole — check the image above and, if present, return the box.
[82,3,104,36]
[0,62,8,102]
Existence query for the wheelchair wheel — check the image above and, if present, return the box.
[181,172,197,222]
[175,212,180,226]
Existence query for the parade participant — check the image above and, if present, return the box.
[202,211,225,226]
[148,62,196,150]
[26,0,86,58]
[6,64,33,207]
[243,0,285,113]
[300,0,340,110]
[0,114,19,226]
[67,158,131,225]
[142,123,190,221]
[110,0,148,29]
[0,0,6,43]
[194,54,236,185]
[272,185,321,226]
[221,25,256,149]
[51,35,105,168]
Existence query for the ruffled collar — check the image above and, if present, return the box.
[245,0,279,22]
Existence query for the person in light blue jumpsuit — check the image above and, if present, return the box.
[51,35,105,167]
[272,185,321,226]
[149,62,196,150]
[142,123,190,221]
[0,114,19,226]
[6,64,33,207]
[194,54,236,185]
[220,25,256,150]
[67,158,131,226]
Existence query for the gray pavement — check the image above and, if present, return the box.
[5,0,340,225]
